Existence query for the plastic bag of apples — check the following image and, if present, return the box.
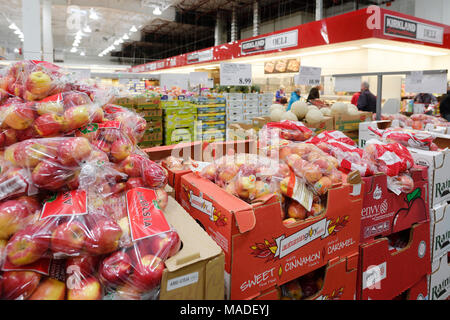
[261,120,313,142]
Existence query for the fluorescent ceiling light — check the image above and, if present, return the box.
[362,43,448,56]
[14,30,21,35]
[83,25,91,33]
[70,47,77,53]
[80,51,85,56]
[73,42,79,47]
[89,8,99,20]
[8,23,17,29]
[130,25,137,32]
[20,38,24,42]
[114,40,120,45]
[153,7,162,15]
[123,34,129,40]
[118,39,124,44]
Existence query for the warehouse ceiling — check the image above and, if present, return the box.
[0,0,383,63]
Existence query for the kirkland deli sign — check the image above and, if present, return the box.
[241,30,298,54]
[384,14,444,44]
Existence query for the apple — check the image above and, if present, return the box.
[313,176,332,195]
[63,92,91,108]
[99,251,133,286]
[217,164,239,184]
[58,137,92,166]
[67,276,102,300]
[13,140,48,168]
[16,126,38,141]
[130,254,165,291]
[0,200,30,239]
[51,221,87,255]
[303,164,322,184]
[118,154,143,177]
[6,226,49,266]
[64,105,90,131]
[110,139,132,162]
[28,278,66,300]
[31,161,69,190]
[287,201,307,220]
[84,218,122,255]
[155,189,168,210]
[0,239,6,266]
[33,114,65,137]
[90,107,104,123]
[37,101,63,115]
[201,163,217,181]
[234,175,257,200]
[1,271,41,300]
[4,105,35,130]
[125,177,146,190]
[91,139,111,154]
[2,129,17,147]
[115,283,143,300]
[66,255,100,276]
[142,159,168,188]
[87,150,109,164]
[66,170,80,190]
[25,71,52,97]
[283,217,298,227]
[17,196,41,214]
[148,231,181,259]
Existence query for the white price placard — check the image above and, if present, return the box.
[205,78,214,88]
[189,72,208,87]
[220,63,252,86]
[295,66,321,86]
[160,73,189,90]
[405,72,447,94]
[334,76,361,92]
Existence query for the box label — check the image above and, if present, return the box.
[126,187,171,242]
[189,191,215,221]
[40,190,87,220]
[0,174,28,201]
[363,262,387,290]
[166,272,199,291]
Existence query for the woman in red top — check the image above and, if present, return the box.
[351,92,361,106]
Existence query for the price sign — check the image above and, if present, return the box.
[405,72,447,94]
[220,63,252,86]
[160,73,189,90]
[295,66,321,86]
[189,72,208,87]
[334,76,362,92]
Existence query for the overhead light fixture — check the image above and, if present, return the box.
[14,48,19,53]
[83,25,91,33]
[362,43,448,56]
[153,6,162,15]
[73,42,79,47]
[114,40,120,46]
[14,30,21,35]
[130,25,137,32]
[20,38,24,42]
[118,39,124,44]
[8,23,17,29]
[70,47,77,53]
[122,34,129,40]
[89,8,99,20]
[80,51,85,56]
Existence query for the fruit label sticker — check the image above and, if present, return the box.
[0,175,28,201]
[40,190,88,220]
[2,257,52,276]
[126,187,171,242]
[78,123,99,134]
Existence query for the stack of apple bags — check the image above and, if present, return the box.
[0,60,181,300]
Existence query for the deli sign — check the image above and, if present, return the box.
[241,30,298,54]
[384,14,443,44]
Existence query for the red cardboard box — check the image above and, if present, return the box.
[360,166,430,243]
[179,172,363,300]
[145,140,255,202]
[257,252,359,300]
[357,221,431,300]
[392,275,429,300]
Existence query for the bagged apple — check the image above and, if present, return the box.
[369,126,439,151]
[0,60,69,102]
[279,268,326,300]
[260,120,313,143]
[0,195,41,240]
[102,104,147,144]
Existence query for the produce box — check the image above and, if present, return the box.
[251,117,271,131]
[225,93,243,101]
[305,116,334,135]
[430,202,450,262]
[196,129,226,142]
[159,196,224,300]
[393,275,429,300]
[179,173,363,299]
[138,140,163,148]
[244,93,259,101]
[196,121,226,131]
[357,221,431,300]
[164,127,195,145]
[112,96,135,108]
[135,106,163,118]
[360,166,429,243]
[245,101,259,108]
[135,95,161,107]
[429,252,449,300]
[196,113,226,122]
[333,111,372,133]
[165,117,197,129]
[358,120,392,148]
[226,123,257,141]
[257,253,359,300]
[161,100,190,108]
[196,105,226,114]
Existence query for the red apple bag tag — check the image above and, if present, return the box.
[40,190,88,220]
[126,187,171,242]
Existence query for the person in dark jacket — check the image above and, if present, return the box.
[307,87,320,102]
[357,81,377,113]
[414,93,438,105]
[439,86,450,121]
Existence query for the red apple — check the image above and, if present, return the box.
[142,159,167,188]
[6,226,49,266]
[118,154,143,177]
[50,221,87,255]
[66,255,100,276]
[130,254,165,291]
[36,101,64,115]
[147,231,181,259]
[111,182,126,194]
[155,188,168,210]
[0,239,6,266]
[13,140,49,168]
[67,276,102,300]
[58,137,92,166]
[17,196,41,215]
[1,271,41,300]
[63,92,91,108]
[25,71,52,97]
[4,105,36,130]
[110,139,132,162]
[91,139,111,154]
[28,278,66,300]
[287,201,307,220]
[125,177,146,190]
[283,217,298,227]
[33,113,65,137]
[84,218,122,255]
[64,105,90,131]
[115,283,143,300]
[90,107,104,123]
[0,200,30,239]
[99,251,133,286]
[31,161,69,190]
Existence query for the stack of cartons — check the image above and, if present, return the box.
[333,111,373,144]
[134,94,163,147]
[162,99,196,145]
[258,93,273,117]
[193,97,227,143]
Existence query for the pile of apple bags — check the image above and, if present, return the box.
[0,60,180,300]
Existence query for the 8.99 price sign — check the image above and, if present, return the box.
[220,63,252,86]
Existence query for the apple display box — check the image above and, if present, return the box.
[145,140,256,203]
[430,202,450,263]
[358,120,392,148]
[429,252,450,300]
[360,166,430,244]
[392,274,429,300]
[179,172,363,300]
[254,252,359,300]
[357,221,431,300]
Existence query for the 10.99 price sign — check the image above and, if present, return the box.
[220,62,252,86]
[295,66,322,86]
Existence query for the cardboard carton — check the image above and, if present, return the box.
[393,275,429,300]
[159,196,224,300]
[305,116,334,135]
[179,173,363,300]
[357,221,431,300]
[429,252,449,300]
[360,166,430,243]
[430,203,450,262]
[334,111,372,133]
[255,253,359,300]
[358,120,392,148]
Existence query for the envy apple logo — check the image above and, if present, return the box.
[373,184,382,200]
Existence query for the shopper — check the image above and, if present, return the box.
[279,97,288,106]
[307,87,320,102]
[439,85,450,121]
[287,88,301,111]
[275,85,286,102]
[357,81,377,113]
[351,91,361,106]
[414,92,438,105]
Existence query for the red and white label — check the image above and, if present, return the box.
[2,257,52,275]
[40,190,87,220]
[126,187,171,242]
[98,121,121,129]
